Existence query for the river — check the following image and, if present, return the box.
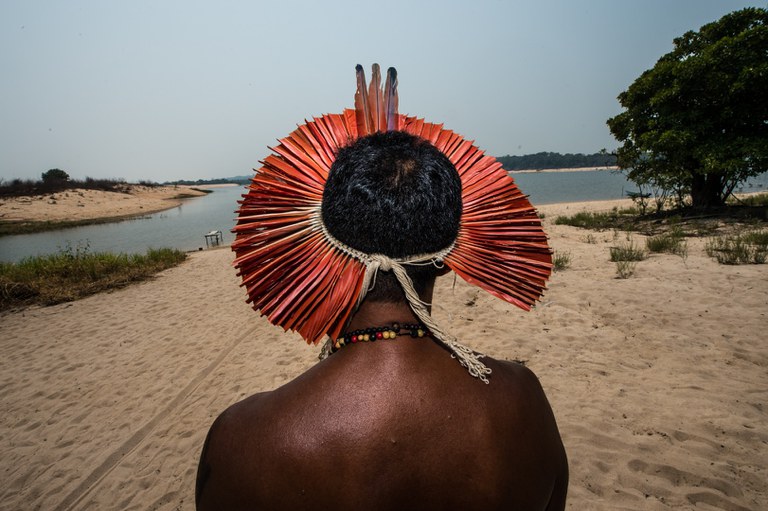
[1,170,766,263]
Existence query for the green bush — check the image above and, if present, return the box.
[41,168,70,183]
[0,245,187,310]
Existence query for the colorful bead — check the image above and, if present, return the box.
[330,323,428,355]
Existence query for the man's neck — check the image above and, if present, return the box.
[344,300,423,333]
[345,279,435,333]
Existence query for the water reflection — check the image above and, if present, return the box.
[0,186,245,263]
[1,171,766,263]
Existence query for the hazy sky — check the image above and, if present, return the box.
[0,1,762,182]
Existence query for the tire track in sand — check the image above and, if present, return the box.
[55,325,259,511]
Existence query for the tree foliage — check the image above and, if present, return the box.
[607,7,768,209]
[41,168,70,183]
[498,152,616,171]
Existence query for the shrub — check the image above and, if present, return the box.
[42,168,70,183]
[706,230,768,264]
[0,175,130,197]
[646,227,688,258]
[728,193,768,207]
[609,240,648,262]
[554,211,617,229]
[0,245,187,310]
[554,207,638,231]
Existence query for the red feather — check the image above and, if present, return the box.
[233,66,551,347]
[384,67,399,131]
[354,65,370,136]
[368,63,382,132]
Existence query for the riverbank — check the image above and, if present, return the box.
[510,165,619,174]
[1,198,765,509]
[0,172,620,227]
[0,185,209,235]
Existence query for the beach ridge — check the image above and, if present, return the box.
[0,184,209,227]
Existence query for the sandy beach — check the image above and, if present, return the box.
[1,198,766,510]
[0,185,209,224]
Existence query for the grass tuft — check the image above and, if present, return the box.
[552,251,571,272]
[615,260,637,279]
[609,240,648,262]
[610,239,646,278]
[728,193,768,207]
[554,207,638,231]
[705,230,768,264]
[554,211,617,229]
[646,227,688,259]
[0,244,187,310]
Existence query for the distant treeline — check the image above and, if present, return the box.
[0,176,158,198]
[498,152,617,171]
[165,153,619,186]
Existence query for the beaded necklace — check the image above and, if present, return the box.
[329,322,430,354]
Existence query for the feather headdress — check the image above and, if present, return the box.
[233,64,551,382]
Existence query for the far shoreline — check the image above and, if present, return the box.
[2,178,764,240]
[508,166,619,174]
[0,185,209,237]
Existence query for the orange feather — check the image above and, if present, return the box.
[354,64,371,136]
[367,63,382,132]
[384,67,399,131]
[233,66,551,348]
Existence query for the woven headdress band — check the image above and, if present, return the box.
[233,64,552,383]
[314,210,491,380]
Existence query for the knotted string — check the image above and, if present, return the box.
[313,213,492,384]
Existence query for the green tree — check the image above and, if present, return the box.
[607,8,768,209]
[42,168,70,183]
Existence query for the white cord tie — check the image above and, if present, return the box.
[314,211,491,383]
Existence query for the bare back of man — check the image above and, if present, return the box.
[196,337,568,510]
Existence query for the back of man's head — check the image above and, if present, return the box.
[321,131,462,302]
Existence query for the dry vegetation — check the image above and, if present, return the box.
[0,244,187,311]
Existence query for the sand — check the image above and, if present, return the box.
[1,199,766,510]
[0,185,209,224]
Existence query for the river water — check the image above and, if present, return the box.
[1,170,766,263]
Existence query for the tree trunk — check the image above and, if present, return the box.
[690,173,725,209]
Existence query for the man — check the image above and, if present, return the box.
[196,130,567,510]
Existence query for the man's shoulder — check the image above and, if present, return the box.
[195,391,273,507]
[485,358,549,399]
[488,357,538,378]
[484,358,569,509]
[480,359,564,452]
